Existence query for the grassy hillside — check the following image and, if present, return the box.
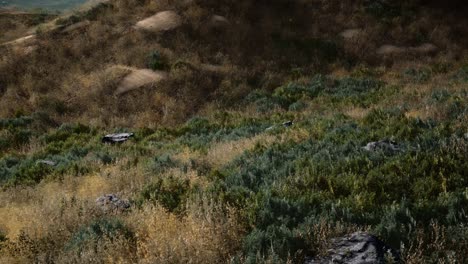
[0,0,467,263]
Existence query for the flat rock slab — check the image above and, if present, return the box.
[306,232,399,264]
[102,132,134,143]
[135,11,182,33]
[115,69,167,95]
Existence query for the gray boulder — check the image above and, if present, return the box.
[102,132,134,143]
[95,194,130,213]
[305,232,399,264]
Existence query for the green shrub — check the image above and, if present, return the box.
[138,176,190,212]
[146,51,168,71]
[55,14,81,26]
[42,123,91,144]
[242,225,305,263]
[273,75,326,107]
[453,65,468,82]
[271,35,341,66]
[403,68,432,83]
[148,154,178,172]
[0,116,33,129]
[365,0,401,19]
[66,218,134,252]
[93,151,114,165]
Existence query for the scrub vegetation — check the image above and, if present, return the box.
[0,0,467,263]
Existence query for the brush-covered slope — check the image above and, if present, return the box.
[0,0,467,263]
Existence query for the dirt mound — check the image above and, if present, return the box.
[2,34,37,55]
[135,11,182,33]
[115,68,168,95]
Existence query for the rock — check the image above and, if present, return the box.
[102,132,134,143]
[36,160,57,166]
[376,45,406,55]
[339,28,362,39]
[95,194,130,213]
[363,139,399,152]
[305,232,399,264]
[266,121,294,131]
[283,121,293,127]
[135,11,182,33]
[409,43,438,55]
[115,69,167,95]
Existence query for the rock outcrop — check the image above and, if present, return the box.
[363,139,400,152]
[305,232,399,264]
[95,194,130,213]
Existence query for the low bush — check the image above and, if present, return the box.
[403,68,432,83]
[146,51,168,71]
[66,218,135,252]
[138,176,190,212]
[148,154,178,172]
[365,0,402,19]
[453,65,468,82]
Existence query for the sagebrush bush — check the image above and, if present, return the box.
[138,175,190,212]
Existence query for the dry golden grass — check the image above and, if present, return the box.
[128,204,243,263]
[205,134,275,168]
[344,107,372,119]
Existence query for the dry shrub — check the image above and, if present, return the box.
[303,219,365,257]
[129,204,243,263]
[403,222,467,264]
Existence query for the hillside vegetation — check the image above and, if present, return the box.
[0,0,467,263]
